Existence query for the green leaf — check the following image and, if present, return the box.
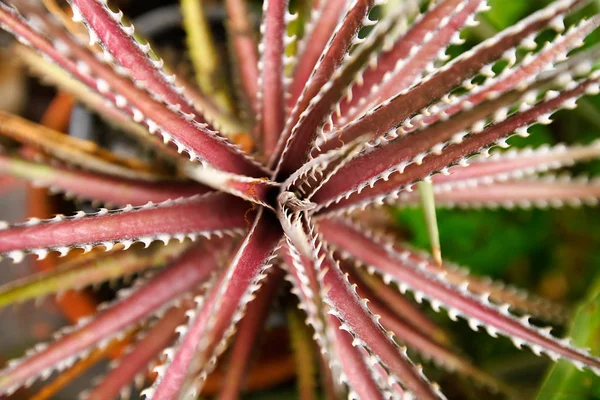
[536,277,600,400]
[484,0,531,29]
[394,208,551,278]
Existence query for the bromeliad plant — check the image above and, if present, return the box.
[2,0,600,398]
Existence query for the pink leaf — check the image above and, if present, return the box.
[329,0,586,147]
[217,267,284,400]
[336,0,487,126]
[0,193,250,261]
[274,0,376,176]
[316,75,600,213]
[146,210,282,399]
[286,0,350,110]
[0,243,218,395]
[69,0,206,124]
[258,0,289,153]
[349,268,507,392]
[86,306,189,400]
[0,153,207,206]
[430,141,600,188]
[283,242,392,399]
[408,175,600,209]
[278,206,443,399]
[319,219,600,373]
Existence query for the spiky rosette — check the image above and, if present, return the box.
[0,0,600,398]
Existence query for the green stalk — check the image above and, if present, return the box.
[417,181,442,266]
